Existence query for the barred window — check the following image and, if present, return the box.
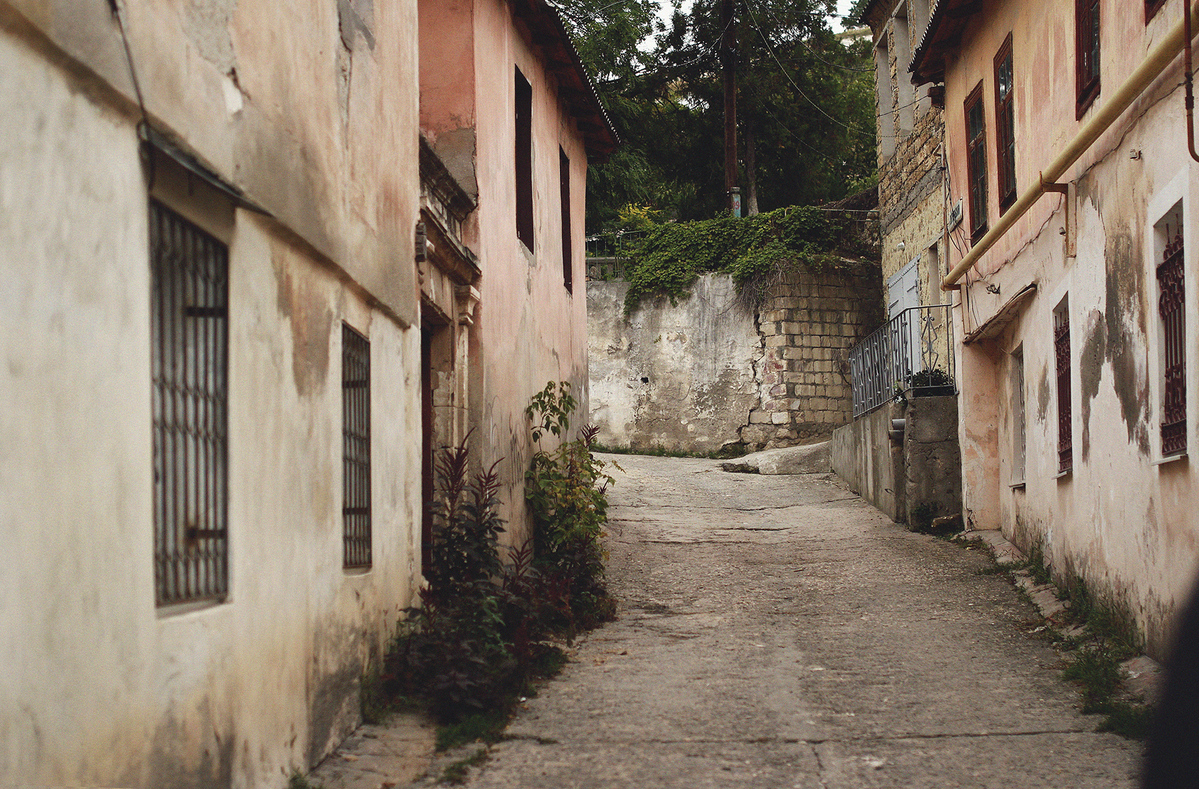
[1054,299,1073,475]
[343,324,372,569]
[1157,210,1186,457]
[150,200,229,606]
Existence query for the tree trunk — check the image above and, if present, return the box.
[745,123,759,216]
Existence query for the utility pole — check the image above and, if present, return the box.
[721,0,740,216]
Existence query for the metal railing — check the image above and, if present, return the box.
[585,230,644,280]
[849,304,956,418]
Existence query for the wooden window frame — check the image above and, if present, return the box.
[964,82,989,244]
[559,147,573,293]
[994,35,1017,213]
[515,67,534,253]
[1076,0,1101,119]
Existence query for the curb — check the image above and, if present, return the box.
[959,529,1164,705]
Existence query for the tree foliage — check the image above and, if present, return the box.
[554,0,877,230]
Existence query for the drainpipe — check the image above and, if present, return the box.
[1186,0,1199,163]
[941,0,1199,290]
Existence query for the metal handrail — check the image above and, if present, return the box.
[849,304,956,418]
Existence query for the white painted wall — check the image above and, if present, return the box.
[0,8,422,787]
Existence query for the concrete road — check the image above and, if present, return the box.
[457,454,1142,788]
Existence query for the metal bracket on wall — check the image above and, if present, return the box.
[1040,174,1076,259]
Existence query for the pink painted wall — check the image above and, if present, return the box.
[939,0,1199,655]
[419,0,591,544]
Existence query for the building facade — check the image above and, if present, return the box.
[861,0,949,325]
[912,0,1199,657]
[0,0,610,785]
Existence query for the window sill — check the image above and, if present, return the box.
[1009,480,1026,489]
[1054,467,1072,480]
[344,566,373,576]
[1153,451,1188,467]
[157,596,228,618]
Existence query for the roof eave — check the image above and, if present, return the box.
[510,0,621,162]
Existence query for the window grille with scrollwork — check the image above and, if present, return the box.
[1158,230,1186,457]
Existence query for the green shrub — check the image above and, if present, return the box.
[621,206,865,315]
[525,381,618,629]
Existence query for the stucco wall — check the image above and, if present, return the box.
[467,0,590,545]
[938,0,1199,657]
[588,276,760,453]
[831,403,902,522]
[0,3,422,786]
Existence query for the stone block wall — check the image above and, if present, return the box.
[741,263,885,449]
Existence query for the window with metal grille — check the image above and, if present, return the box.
[560,148,573,293]
[1157,210,1187,457]
[150,200,229,606]
[343,324,372,569]
[964,82,988,243]
[1076,0,1100,118]
[994,36,1017,213]
[515,67,534,253]
[1054,299,1073,474]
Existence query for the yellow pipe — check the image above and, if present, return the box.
[942,0,1199,290]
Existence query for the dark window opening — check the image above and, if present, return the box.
[1054,301,1073,474]
[560,148,573,293]
[1159,221,1187,456]
[1076,0,1101,118]
[964,82,988,244]
[343,324,372,569]
[515,67,534,252]
[1146,0,1166,22]
[150,200,229,606]
[994,36,1017,213]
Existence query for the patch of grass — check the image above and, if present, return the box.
[1096,701,1154,739]
[1062,644,1123,712]
[288,772,326,789]
[440,748,489,785]
[436,710,509,752]
[591,442,738,459]
[530,644,569,679]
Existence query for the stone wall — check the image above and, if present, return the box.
[830,402,903,521]
[830,395,962,528]
[588,261,884,454]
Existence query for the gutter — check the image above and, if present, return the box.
[941,0,1199,291]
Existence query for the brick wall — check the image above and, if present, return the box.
[740,262,885,450]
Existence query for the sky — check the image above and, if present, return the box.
[833,0,857,31]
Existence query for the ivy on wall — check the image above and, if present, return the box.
[621,205,873,315]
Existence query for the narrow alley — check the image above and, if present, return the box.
[437,454,1142,788]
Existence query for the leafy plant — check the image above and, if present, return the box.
[620,205,870,315]
[365,424,611,733]
[525,381,618,629]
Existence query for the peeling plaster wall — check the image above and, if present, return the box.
[464,0,591,547]
[588,264,883,454]
[0,3,421,786]
[587,276,760,453]
[942,0,1199,658]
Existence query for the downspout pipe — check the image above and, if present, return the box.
[941,0,1199,290]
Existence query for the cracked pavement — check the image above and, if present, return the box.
[434,454,1143,788]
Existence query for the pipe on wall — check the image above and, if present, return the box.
[941,0,1199,290]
